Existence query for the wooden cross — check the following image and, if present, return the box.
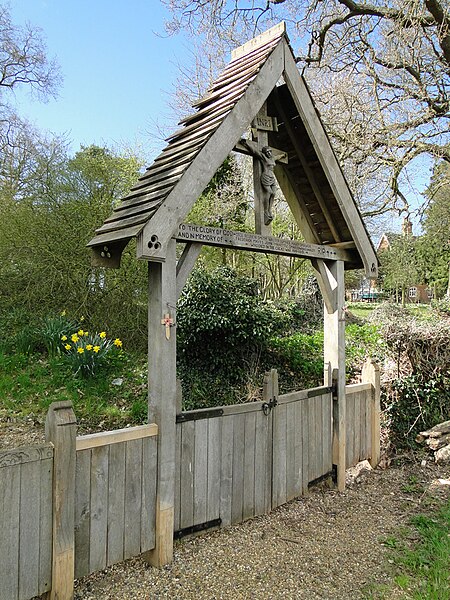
[161,313,174,340]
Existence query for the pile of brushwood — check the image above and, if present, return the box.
[370,302,450,449]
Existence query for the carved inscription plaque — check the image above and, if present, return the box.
[176,224,348,261]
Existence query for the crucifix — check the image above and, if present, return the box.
[235,103,287,236]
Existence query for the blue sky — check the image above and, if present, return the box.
[9,1,188,159]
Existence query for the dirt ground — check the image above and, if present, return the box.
[2,419,449,600]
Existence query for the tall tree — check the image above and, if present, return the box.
[418,159,450,297]
[0,4,61,151]
[163,0,450,219]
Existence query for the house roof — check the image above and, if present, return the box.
[88,23,378,278]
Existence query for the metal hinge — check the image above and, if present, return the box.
[262,397,278,416]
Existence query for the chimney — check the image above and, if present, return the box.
[402,217,413,237]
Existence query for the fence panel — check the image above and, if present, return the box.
[0,445,53,600]
[345,383,373,468]
[74,425,158,579]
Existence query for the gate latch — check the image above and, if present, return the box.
[262,397,278,416]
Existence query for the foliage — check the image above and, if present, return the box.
[345,323,383,380]
[371,304,450,378]
[61,328,123,378]
[36,313,80,357]
[383,374,450,448]
[177,266,286,407]
[267,331,324,393]
[379,234,420,306]
[0,143,148,350]
[369,303,450,448]
[418,159,450,298]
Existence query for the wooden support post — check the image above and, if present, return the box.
[45,401,77,600]
[145,239,177,567]
[176,241,203,300]
[362,358,381,468]
[321,260,346,491]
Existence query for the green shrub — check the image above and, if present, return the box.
[267,331,324,392]
[345,323,384,380]
[177,266,285,408]
[383,374,450,448]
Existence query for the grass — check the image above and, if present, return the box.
[0,350,148,432]
[366,498,450,599]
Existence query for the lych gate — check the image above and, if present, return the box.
[88,22,379,567]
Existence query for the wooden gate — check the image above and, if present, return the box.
[174,377,333,536]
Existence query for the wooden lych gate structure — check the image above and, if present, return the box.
[0,24,383,599]
[87,22,379,568]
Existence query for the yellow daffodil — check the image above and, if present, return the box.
[86,344,93,351]
[78,329,84,336]
[61,335,67,341]
[71,334,79,343]
[84,331,89,336]
[93,345,100,353]
[99,331,106,339]
[64,344,71,350]
[80,315,85,322]
[61,310,66,316]
[77,347,84,354]
[113,338,123,347]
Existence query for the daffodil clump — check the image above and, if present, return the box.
[62,328,123,377]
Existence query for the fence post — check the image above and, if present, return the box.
[45,401,77,600]
[362,358,381,467]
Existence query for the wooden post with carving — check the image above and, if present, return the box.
[45,401,77,600]
[145,239,177,567]
[252,103,272,236]
[362,358,381,467]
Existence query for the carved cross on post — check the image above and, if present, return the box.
[161,313,175,340]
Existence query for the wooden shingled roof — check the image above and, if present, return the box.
[88,23,378,277]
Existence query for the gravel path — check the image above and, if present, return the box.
[73,459,449,600]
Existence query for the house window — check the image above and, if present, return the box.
[408,287,417,298]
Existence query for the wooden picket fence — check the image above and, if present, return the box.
[0,361,380,600]
[0,402,158,600]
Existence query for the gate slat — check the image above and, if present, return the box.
[193,420,208,525]
[89,446,109,573]
[243,412,256,520]
[124,439,143,559]
[231,415,245,524]
[254,410,268,516]
[286,402,296,501]
[301,398,310,492]
[18,461,40,600]
[107,442,126,565]
[38,457,53,595]
[179,421,195,529]
[74,449,91,579]
[207,418,221,522]
[0,464,20,600]
[174,423,182,532]
[293,400,303,497]
[219,416,234,526]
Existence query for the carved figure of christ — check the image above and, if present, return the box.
[242,138,277,227]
